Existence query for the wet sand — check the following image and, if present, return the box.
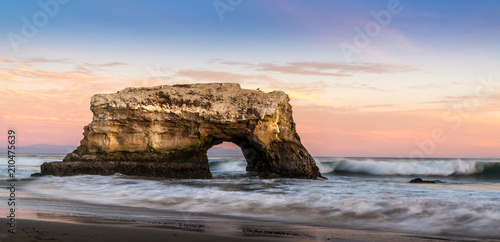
[1,218,290,242]
[2,218,497,242]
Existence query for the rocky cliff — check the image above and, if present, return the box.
[41,83,322,179]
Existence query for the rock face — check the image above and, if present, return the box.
[41,83,322,179]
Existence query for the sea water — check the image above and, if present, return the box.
[1,155,499,238]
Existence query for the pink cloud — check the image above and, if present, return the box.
[212,59,418,77]
[1,55,498,158]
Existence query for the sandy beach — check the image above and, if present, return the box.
[1,218,289,242]
[3,217,498,242]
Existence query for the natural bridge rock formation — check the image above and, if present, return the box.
[41,83,322,179]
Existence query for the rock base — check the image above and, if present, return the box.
[41,161,212,179]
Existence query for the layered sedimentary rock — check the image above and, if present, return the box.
[41,83,322,179]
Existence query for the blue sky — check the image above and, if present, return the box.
[2,0,499,67]
[1,0,500,157]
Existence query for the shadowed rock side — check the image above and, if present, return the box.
[41,83,322,179]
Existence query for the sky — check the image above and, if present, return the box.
[1,0,500,157]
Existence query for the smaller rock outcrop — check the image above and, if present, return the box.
[409,178,446,184]
[40,83,322,179]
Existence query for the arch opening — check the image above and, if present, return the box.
[206,142,253,176]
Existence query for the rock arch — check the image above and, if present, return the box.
[40,83,322,179]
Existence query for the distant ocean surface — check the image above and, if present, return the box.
[1,154,500,238]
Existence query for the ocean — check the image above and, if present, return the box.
[1,154,500,239]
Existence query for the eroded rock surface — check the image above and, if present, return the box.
[41,83,322,179]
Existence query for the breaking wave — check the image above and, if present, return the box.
[317,158,500,177]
